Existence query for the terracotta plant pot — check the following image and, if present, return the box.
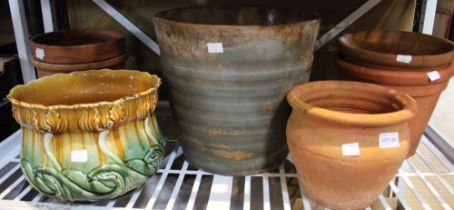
[336,58,454,156]
[287,81,416,209]
[32,52,129,78]
[7,70,164,202]
[153,6,320,175]
[339,31,454,68]
[30,29,125,64]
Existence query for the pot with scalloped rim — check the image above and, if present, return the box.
[7,69,164,202]
[286,81,416,209]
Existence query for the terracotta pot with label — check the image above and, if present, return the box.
[337,31,454,157]
[287,81,416,209]
[336,59,454,157]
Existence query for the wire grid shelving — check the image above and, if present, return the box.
[0,113,453,210]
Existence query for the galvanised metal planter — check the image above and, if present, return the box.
[8,70,164,201]
[154,6,320,175]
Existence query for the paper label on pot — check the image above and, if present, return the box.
[427,71,441,81]
[35,48,45,59]
[396,55,412,63]
[342,142,360,156]
[207,42,224,53]
[71,150,88,162]
[379,132,400,148]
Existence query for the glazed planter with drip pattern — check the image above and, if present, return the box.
[153,6,320,175]
[337,31,454,157]
[30,29,128,78]
[7,70,164,202]
[286,81,417,209]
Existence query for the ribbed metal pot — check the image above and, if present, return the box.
[153,6,320,175]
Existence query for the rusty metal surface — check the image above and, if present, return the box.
[154,6,320,175]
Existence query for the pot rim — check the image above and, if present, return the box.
[338,30,454,68]
[7,69,161,110]
[287,81,417,127]
[30,29,125,49]
[153,6,320,28]
[336,58,454,85]
[30,52,129,72]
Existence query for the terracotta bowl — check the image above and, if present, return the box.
[339,31,454,68]
[287,81,416,209]
[7,69,164,202]
[30,29,125,64]
[336,58,454,157]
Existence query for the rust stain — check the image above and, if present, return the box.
[261,101,274,113]
[212,149,254,160]
[187,138,207,152]
[212,144,231,149]
[113,131,125,160]
[208,128,223,137]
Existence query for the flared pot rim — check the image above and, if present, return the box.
[339,30,454,68]
[287,80,417,127]
[30,29,125,49]
[153,6,320,28]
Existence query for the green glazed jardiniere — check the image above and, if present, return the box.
[7,69,164,202]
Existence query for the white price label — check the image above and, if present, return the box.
[35,48,45,59]
[427,71,441,82]
[342,142,360,156]
[379,132,400,148]
[71,150,88,162]
[396,54,412,63]
[207,42,224,53]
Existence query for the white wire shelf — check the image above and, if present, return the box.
[0,128,453,210]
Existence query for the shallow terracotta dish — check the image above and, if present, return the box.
[30,29,125,64]
[287,81,416,209]
[337,58,454,157]
[32,52,129,78]
[339,31,454,68]
[8,69,164,202]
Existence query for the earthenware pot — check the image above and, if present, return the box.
[154,6,320,175]
[287,81,416,209]
[32,52,129,78]
[339,31,454,68]
[336,58,454,156]
[30,29,125,64]
[7,70,164,202]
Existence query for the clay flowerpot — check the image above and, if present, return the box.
[287,81,417,209]
[7,70,164,202]
[153,6,320,175]
[30,29,125,64]
[336,58,454,156]
[32,52,129,78]
[339,31,454,68]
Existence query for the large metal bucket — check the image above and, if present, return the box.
[154,6,320,175]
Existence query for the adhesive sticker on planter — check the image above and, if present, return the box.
[379,132,400,148]
[71,150,88,162]
[342,142,360,156]
[427,71,441,82]
[207,42,224,53]
[396,54,412,63]
[35,48,45,59]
